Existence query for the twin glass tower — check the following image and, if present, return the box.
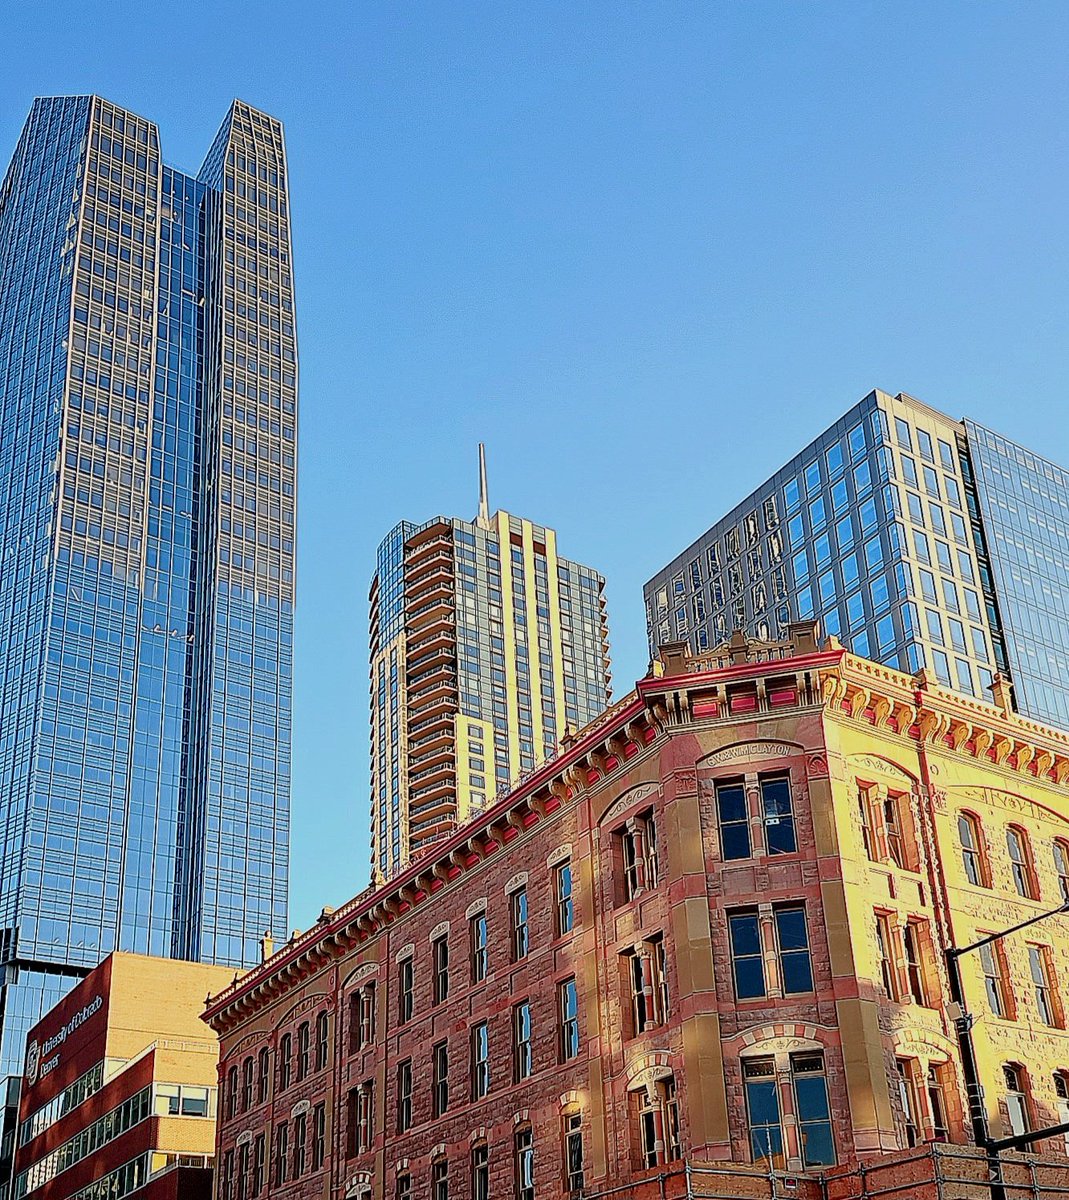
[0,96,297,1075]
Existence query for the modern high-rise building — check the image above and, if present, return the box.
[0,95,297,1079]
[368,449,611,879]
[644,389,1069,730]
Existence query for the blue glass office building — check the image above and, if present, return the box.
[0,96,297,1078]
[644,390,1069,732]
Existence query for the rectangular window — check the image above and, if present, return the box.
[903,922,928,1005]
[565,1114,584,1191]
[315,1011,329,1071]
[745,1059,784,1168]
[556,862,574,936]
[1029,945,1059,1027]
[559,977,580,1061]
[312,1103,325,1170]
[292,1111,307,1178]
[279,1034,292,1090]
[350,984,376,1052]
[471,1143,489,1200]
[515,1128,535,1200]
[514,1001,533,1081]
[511,887,530,960]
[397,1060,412,1133]
[883,793,908,869]
[275,1121,288,1185]
[433,1041,449,1117]
[927,1064,949,1140]
[717,780,751,860]
[297,1023,310,1082]
[626,935,669,1035]
[896,1059,921,1147]
[398,957,414,1024]
[396,1173,412,1200]
[470,1021,490,1100]
[792,1054,836,1166]
[253,1134,266,1195]
[875,912,899,1000]
[729,912,765,999]
[432,1158,448,1200]
[858,787,876,859]
[776,907,814,993]
[223,1150,234,1200]
[470,913,488,984]
[761,776,796,855]
[637,1079,681,1168]
[621,809,658,900]
[433,934,449,1004]
[1004,1066,1030,1137]
[979,941,1008,1018]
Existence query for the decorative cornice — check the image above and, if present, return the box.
[201,641,865,1031]
[825,653,1069,787]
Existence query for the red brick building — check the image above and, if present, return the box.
[204,628,1069,1200]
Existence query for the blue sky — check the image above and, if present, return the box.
[2,2,1068,931]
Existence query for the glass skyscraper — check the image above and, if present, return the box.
[369,453,612,879]
[0,95,297,1078]
[644,389,1069,730]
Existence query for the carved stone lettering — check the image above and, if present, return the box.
[700,741,799,768]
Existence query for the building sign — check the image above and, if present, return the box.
[25,995,104,1085]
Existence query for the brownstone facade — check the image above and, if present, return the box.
[205,628,1069,1200]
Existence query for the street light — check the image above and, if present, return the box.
[945,898,1069,1200]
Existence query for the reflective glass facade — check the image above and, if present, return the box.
[964,420,1069,729]
[644,390,1069,728]
[0,95,297,1077]
[370,509,611,880]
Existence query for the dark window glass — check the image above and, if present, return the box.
[717,782,750,860]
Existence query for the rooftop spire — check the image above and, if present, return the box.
[476,442,491,529]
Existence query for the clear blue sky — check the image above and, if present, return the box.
[3,2,1068,932]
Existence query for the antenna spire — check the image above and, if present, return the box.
[477,443,490,528]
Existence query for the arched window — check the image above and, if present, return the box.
[315,1010,329,1071]
[635,1076,682,1169]
[297,1021,310,1081]
[257,1046,270,1103]
[241,1056,254,1112]
[431,1156,448,1200]
[226,1066,239,1119]
[563,1109,584,1193]
[1003,1064,1031,1137]
[1006,826,1037,899]
[470,1141,488,1200]
[1053,840,1069,902]
[279,1032,292,1090]
[958,813,988,888]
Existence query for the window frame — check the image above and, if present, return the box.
[432,1041,449,1118]
[958,812,989,888]
[1006,826,1038,900]
[433,934,450,1005]
[716,780,751,861]
[555,861,574,937]
[559,976,580,1062]
[470,1021,490,1101]
[511,887,530,960]
[470,912,489,985]
[514,1001,533,1082]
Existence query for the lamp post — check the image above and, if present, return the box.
[945,899,1069,1200]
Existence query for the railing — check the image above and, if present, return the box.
[823,1144,1069,1200]
[573,1160,821,1200]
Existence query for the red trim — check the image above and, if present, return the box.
[205,650,844,1022]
